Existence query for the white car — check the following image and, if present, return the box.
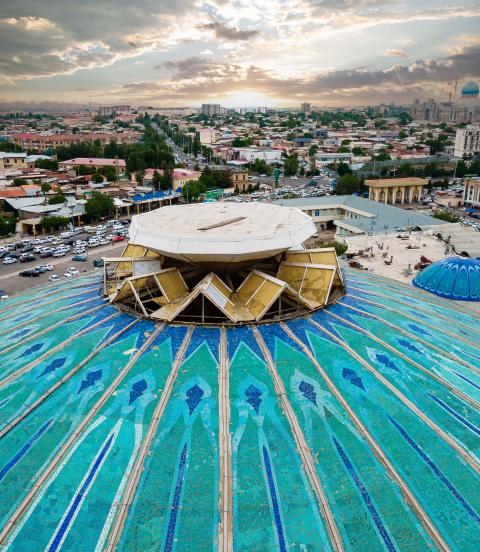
[52,250,66,257]
[39,264,53,271]
[67,267,80,275]
[49,274,60,281]
[99,238,110,246]
[3,257,17,264]
[63,272,73,278]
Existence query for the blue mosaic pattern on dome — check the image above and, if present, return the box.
[0,271,479,551]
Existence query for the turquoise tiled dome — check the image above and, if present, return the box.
[0,270,479,550]
[413,257,480,301]
[461,81,479,97]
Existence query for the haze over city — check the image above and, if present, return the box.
[1,0,479,108]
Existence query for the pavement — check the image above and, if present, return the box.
[0,242,124,296]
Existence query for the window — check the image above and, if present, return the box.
[315,210,320,216]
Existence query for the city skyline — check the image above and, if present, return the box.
[0,1,479,108]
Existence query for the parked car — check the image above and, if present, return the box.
[20,254,36,263]
[112,235,125,242]
[33,265,48,273]
[66,267,80,275]
[93,258,104,268]
[3,257,17,264]
[39,264,53,271]
[52,250,66,258]
[49,274,60,281]
[19,269,40,277]
[72,255,87,262]
[40,248,54,258]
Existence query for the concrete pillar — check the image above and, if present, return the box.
[400,186,406,204]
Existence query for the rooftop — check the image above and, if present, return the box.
[129,202,316,264]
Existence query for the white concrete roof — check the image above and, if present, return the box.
[129,202,316,264]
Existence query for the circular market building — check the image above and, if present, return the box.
[0,203,479,551]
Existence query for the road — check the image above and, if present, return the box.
[0,243,124,296]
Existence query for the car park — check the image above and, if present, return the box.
[72,254,87,262]
[19,269,40,277]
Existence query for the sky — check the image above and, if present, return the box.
[0,0,479,108]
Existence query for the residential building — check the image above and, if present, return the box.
[98,105,132,116]
[0,152,27,173]
[11,132,140,151]
[454,125,480,158]
[201,104,221,116]
[365,177,427,205]
[231,170,249,192]
[315,152,353,167]
[58,158,126,174]
[199,128,218,145]
[232,147,282,164]
[300,102,311,113]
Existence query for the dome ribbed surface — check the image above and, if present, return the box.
[413,257,480,301]
[0,270,479,551]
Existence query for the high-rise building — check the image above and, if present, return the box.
[201,103,221,116]
[300,102,311,113]
[454,125,480,158]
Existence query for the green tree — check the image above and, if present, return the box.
[432,211,459,223]
[0,215,16,237]
[315,240,348,256]
[334,173,362,195]
[0,141,22,153]
[91,172,104,184]
[152,170,161,190]
[39,215,70,232]
[13,178,24,186]
[336,162,352,176]
[251,158,272,175]
[182,180,206,201]
[35,159,58,170]
[85,191,114,221]
[41,182,51,195]
[284,154,299,176]
[48,194,66,205]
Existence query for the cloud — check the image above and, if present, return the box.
[383,48,406,57]
[198,20,260,41]
[113,43,480,104]
[0,0,198,80]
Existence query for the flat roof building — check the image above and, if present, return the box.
[365,177,427,205]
